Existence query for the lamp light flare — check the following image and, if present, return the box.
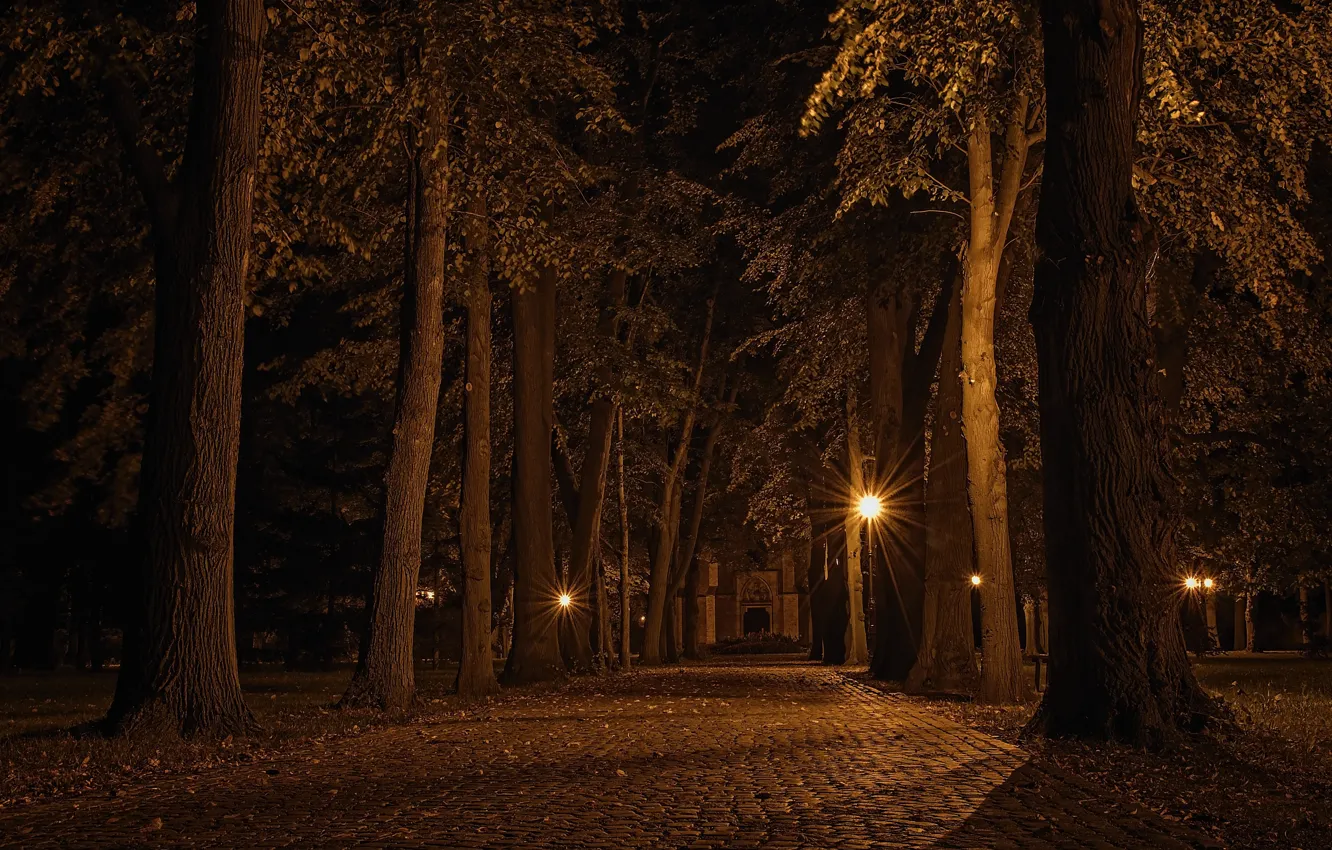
[558,593,573,609]
[1203,578,1214,589]
[1184,576,1200,590]
[858,494,883,520]
[970,575,982,587]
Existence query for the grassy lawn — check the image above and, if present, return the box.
[1194,654,1332,756]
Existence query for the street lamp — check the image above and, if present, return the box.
[858,494,883,521]
[558,593,573,609]
[970,574,982,587]
[1184,576,1201,590]
[1203,578,1215,589]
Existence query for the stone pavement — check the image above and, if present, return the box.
[0,661,1212,849]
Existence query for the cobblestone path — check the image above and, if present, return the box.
[0,662,1212,849]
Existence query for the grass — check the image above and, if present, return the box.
[0,664,476,808]
[890,653,1332,850]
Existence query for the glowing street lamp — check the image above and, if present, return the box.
[1184,576,1201,590]
[1203,578,1215,589]
[558,593,573,609]
[970,575,982,587]
[857,494,883,521]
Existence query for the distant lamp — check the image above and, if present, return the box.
[558,593,573,609]
[639,615,647,625]
[1184,576,1201,590]
[1203,578,1215,590]
[857,494,883,521]
[970,575,982,587]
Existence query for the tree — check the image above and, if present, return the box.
[456,190,500,700]
[93,0,267,738]
[1030,0,1210,743]
[341,40,451,710]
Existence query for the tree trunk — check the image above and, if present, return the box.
[104,0,264,738]
[456,193,498,701]
[560,270,627,672]
[503,255,563,685]
[1023,599,1038,655]
[617,409,631,668]
[866,284,910,679]
[962,111,1027,705]
[843,400,869,665]
[641,295,716,664]
[1039,588,1050,654]
[906,282,979,695]
[1232,596,1246,651]
[1030,0,1211,742]
[340,87,450,712]
[808,540,826,662]
[1298,584,1314,654]
[1204,592,1218,653]
[1246,592,1258,652]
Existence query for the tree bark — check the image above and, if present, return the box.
[1232,595,1246,651]
[641,294,716,664]
[503,255,563,685]
[906,281,979,695]
[340,84,450,712]
[617,409,631,668]
[843,400,870,665]
[560,270,626,672]
[866,283,910,679]
[962,107,1028,705]
[1298,584,1314,654]
[1246,591,1258,652]
[1154,251,1219,419]
[456,193,499,701]
[1030,0,1211,742]
[104,0,264,738]
[1204,592,1219,653]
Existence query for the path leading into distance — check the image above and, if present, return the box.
[0,661,1212,849]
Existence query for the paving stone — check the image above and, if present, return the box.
[0,662,1211,849]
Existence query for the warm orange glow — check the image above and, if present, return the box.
[970,575,982,587]
[1203,577,1215,589]
[857,494,883,520]
[1184,576,1201,590]
[558,593,573,608]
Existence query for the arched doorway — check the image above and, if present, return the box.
[743,606,771,635]
[739,576,773,636]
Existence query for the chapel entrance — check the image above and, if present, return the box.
[743,606,771,635]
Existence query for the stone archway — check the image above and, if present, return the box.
[739,576,773,636]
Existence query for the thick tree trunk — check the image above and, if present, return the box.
[503,258,563,685]
[641,295,716,664]
[866,284,911,679]
[962,112,1027,705]
[105,0,264,738]
[341,89,450,712]
[1030,0,1211,742]
[808,540,827,661]
[560,270,627,672]
[617,409,631,668]
[843,401,869,665]
[1039,588,1050,654]
[906,283,979,695]
[456,195,498,701]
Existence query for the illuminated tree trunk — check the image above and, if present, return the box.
[843,400,869,665]
[1299,584,1314,654]
[1204,593,1218,653]
[1245,592,1258,652]
[342,89,450,712]
[456,193,498,701]
[503,258,563,685]
[560,269,626,672]
[962,108,1029,705]
[906,283,978,695]
[104,0,264,738]
[866,284,911,679]
[642,295,715,664]
[1031,0,1211,742]
[617,410,631,668]
[1232,596,1246,651]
